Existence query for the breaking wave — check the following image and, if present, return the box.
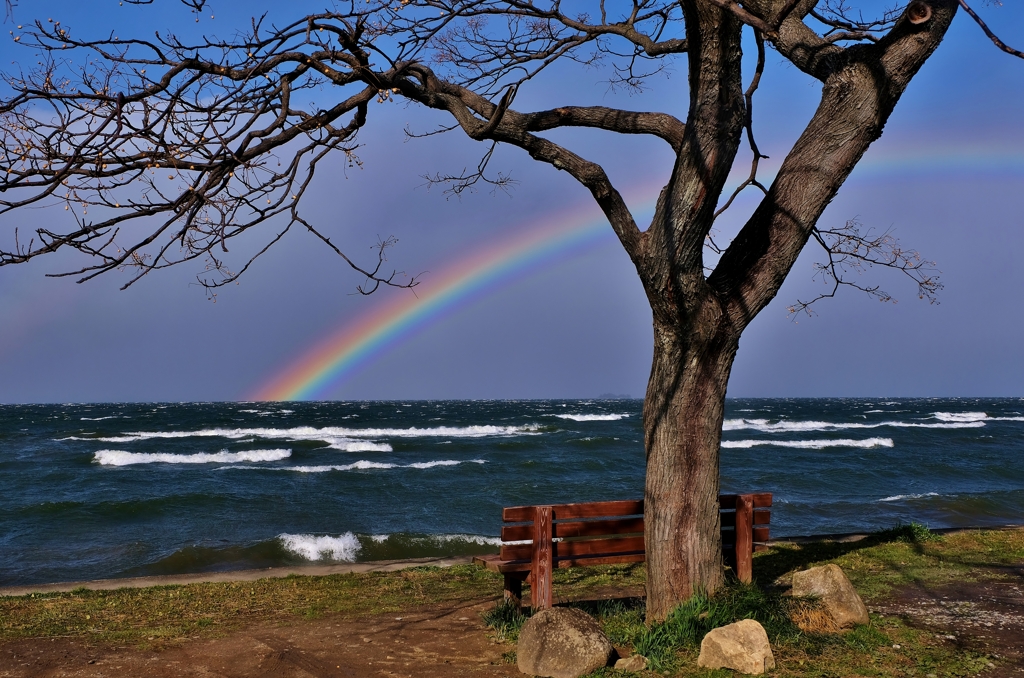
[722,418,985,432]
[94,449,291,466]
[721,438,894,449]
[236,459,488,473]
[279,533,361,562]
[879,492,941,502]
[72,424,541,444]
[553,414,629,422]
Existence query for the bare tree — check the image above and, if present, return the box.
[0,0,1019,619]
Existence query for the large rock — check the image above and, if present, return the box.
[697,619,776,675]
[791,563,870,628]
[516,607,614,678]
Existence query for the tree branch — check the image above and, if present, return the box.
[788,218,942,315]
[958,0,1024,59]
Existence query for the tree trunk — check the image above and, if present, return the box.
[643,318,739,621]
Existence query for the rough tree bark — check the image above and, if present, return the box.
[0,0,1010,621]
[634,0,959,618]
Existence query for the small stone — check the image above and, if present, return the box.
[697,619,776,675]
[927,673,937,678]
[613,654,648,672]
[791,564,870,628]
[516,607,614,678]
[892,644,901,649]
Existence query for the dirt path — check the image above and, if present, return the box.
[0,597,517,678]
[5,570,1024,676]
[871,571,1024,677]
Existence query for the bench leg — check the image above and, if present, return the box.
[504,574,524,610]
[735,493,753,584]
[531,506,554,611]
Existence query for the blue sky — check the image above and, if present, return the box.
[0,1,1021,403]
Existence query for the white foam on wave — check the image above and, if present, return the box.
[721,437,894,449]
[933,411,1024,423]
[553,414,629,422]
[277,459,486,473]
[81,416,118,421]
[428,534,503,546]
[94,448,291,466]
[279,533,361,561]
[289,460,398,473]
[408,459,485,469]
[723,418,985,432]
[879,492,940,502]
[370,533,504,547]
[84,424,541,443]
[933,411,988,422]
[328,440,393,452]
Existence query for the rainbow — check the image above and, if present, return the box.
[251,203,626,401]
[249,146,1024,401]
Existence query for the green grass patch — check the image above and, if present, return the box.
[482,526,1020,676]
[0,564,502,644]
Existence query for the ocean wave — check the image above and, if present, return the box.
[368,533,504,547]
[94,449,291,466]
[878,492,940,502]
[279,533,360,561]
[258,459,486,473]
[81,416,118,421]
[722,418,985,432]
[553,414,629,422]
[81,424,541,444]
[721,438,894,449]
[289,461,398,473]
[933,411,988,422]
[327,441,393,452]
[933,411,1024,423]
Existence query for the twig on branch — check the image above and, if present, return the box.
[788,218,943,316]
[421,142,516,198]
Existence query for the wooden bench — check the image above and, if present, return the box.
[473,493,771,610]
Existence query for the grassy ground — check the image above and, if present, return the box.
[490,525,1024,677]
[0,565,504,644]
[2,526,1021,676]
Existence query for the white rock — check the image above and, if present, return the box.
[613,654,648,672]
[697,619,776,675]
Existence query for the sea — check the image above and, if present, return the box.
[2,398,1023,588]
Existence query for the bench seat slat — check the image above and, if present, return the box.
[501,534,646,562]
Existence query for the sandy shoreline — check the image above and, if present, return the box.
[0,555,475,597]
[5,524,1022,599]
